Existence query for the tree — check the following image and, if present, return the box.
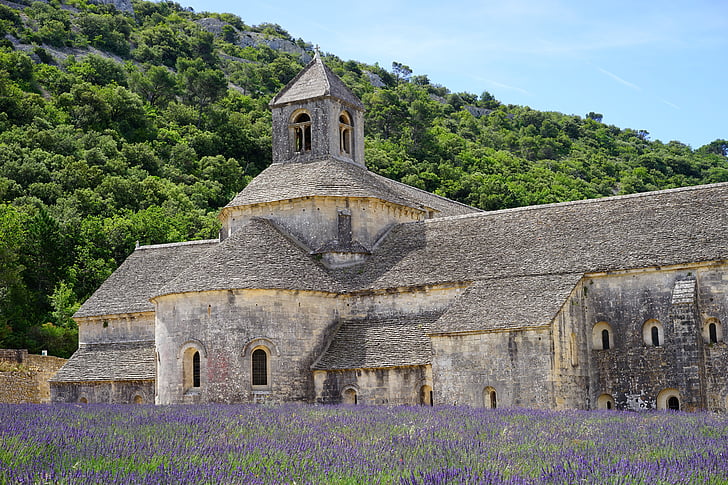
[700,139,728,157]
[586,112,603,123]
[129,64,178,107]
[177,58,228,122]
[392,61,412,84]
[67,54,127,86]
[0,204,27,345]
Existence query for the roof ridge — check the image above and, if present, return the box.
[136,239,218,251]
[316,56,332,96]
[422,181,728,225]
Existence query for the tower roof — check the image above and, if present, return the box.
[269,54,364,109]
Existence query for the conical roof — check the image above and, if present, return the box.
[269,54,364,109]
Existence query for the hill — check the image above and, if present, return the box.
[0,0,726,356]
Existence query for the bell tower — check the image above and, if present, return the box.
[269,52,365,167]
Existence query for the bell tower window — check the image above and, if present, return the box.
[291,112,312,153]
[339,111,352,156]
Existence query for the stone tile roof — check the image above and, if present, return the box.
[157,218,340,297]
[338,182,728,292]
[50,341,155,382]
[312,312,443,370]
[430,274,582,334]
[270,55,364,109]
[224,157,480,218]
[75,240,218,318]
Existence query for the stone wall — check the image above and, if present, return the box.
[50,380,154,404]
[155,288,343,404]
[582,263,728,411]
[77,312,155,344]
[550,280,592,410]
[313,366,431,405]
[270,98,365,166]
[0,350,66,403]
[222,196,424,254]
[430,328,553,408]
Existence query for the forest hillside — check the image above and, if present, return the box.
[0,0,726,356]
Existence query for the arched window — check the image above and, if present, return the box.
[79,397,88,404]
[251,348,269,388]
[339,111,352,156]
[651,326,660,346]
[656,388,680,410]
[704,318,722,344]
[343,387,357,404]
[193,351,201,388]
[420,385,433,406]
[642,319,664,347]
[291,111,312,153]
[182,344,205,393]
[133,395,143,404]
[484,387,497,409]
[592,322,613,350]
[597,393,615,410]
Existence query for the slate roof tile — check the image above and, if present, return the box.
[338,182,728,292]
[50,341,155,382]
[74,240,218,318]
[312,312,443,370]
[157,218,341,297]
[224,157,479,218]
[270,55,364,109]
[431,274,583,334]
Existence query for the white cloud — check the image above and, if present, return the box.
[596,67,641,91]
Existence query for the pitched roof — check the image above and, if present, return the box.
[157,218,341,297]
[312,312,443,370]
[337,182,728,292]
[430,274,582,334]
[269,55,364,109]
[224,157,480,218]
[75,240,218,318]
[50,342,155,382]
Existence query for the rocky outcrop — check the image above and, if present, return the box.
[91,0,134,14]
[196,18,312,62]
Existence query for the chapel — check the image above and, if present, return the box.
[50,55,728,411]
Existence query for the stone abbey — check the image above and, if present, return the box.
[51,55,728,411]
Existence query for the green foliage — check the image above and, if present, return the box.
[0,0,726,356]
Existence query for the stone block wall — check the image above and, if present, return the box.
[430,328,553,408]
[77,312,155,345]
[0,350,66,403]
[314,366,431,405]
[155,288,343,404]
[50,380,154,404]
[581,264,728,411]
[222,196,425,253]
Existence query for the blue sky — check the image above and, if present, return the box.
[181,0,727,149]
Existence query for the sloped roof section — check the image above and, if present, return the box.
[75,240,218,318]
[157,218,341,296]
[431,274,582,334]
[312,311,443,370]
[270,55,364,109]
[337,182,728,291]
[225,158,480,217]
[380,176,479,217]
[50,342,155,382]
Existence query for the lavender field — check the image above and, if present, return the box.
[1,404,727,484]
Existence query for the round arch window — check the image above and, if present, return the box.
[656,388,680,410]
[642,319,664,347]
